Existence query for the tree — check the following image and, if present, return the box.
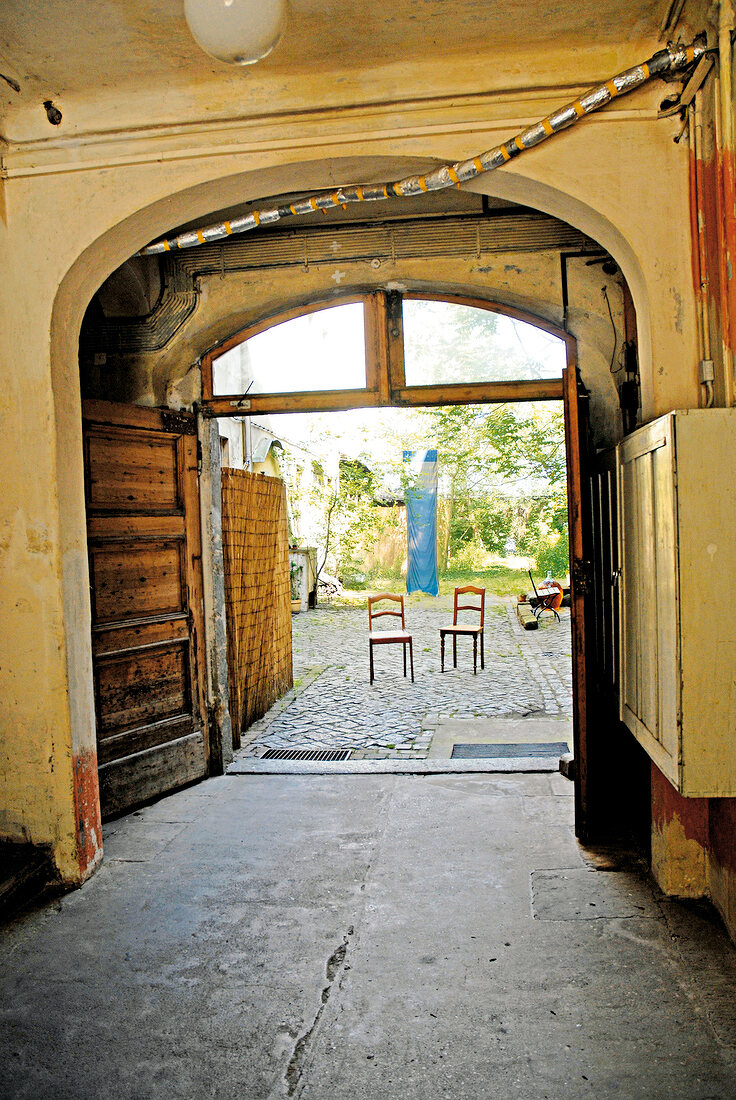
[293,454,396,582]
[414,401,567,575]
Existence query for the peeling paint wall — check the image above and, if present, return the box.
[652,762,736,944]
[651,762,709,898]
[708,800,736,938]
[0,227,102,884]
[643,1,736,942]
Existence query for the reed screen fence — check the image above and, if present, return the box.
[221,469,293,747]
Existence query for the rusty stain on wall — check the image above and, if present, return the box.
[72,748,102,880]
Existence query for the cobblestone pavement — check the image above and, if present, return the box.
[241,593,572,759]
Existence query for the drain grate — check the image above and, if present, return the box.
[260,748,352,761]
[451,742,569,759]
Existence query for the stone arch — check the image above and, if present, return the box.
[47,153,646,876]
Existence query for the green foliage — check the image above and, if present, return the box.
[537,533,570,578]
[449,494,514,557]
[289,561,303,600]
[334,460,389,571]
[300,457,396,581]
[416,401,568,577]
[535,495,570,577]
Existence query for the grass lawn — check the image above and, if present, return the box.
[326,565,547,609]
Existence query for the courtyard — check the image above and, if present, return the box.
[238,593,572,762]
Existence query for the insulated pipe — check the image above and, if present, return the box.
[140,41,705,255]
[688,104,704,363]
[718,0,736,405]
[687,105,707,406]
[714,69,735,406]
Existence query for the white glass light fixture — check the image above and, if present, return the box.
[184,0,286,65]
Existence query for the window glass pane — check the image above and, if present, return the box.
[402,299,565,386]
[212,302,366,395]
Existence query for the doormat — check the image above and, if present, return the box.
[260,748,352,762]
[451,742,569,759]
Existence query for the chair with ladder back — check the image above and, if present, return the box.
[368,593,414,685]
[439,585,485,675]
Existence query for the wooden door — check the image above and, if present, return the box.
[83,400,208,817]
[562,365,594,840]
[590,450,620,705]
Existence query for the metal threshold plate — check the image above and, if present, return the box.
[260,748,352,762]
[451,742,569,759]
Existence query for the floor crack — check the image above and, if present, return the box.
[280,926,354,1098]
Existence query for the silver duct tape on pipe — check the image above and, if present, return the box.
[140,41,705,256]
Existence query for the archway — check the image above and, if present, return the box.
[49,155,647,876]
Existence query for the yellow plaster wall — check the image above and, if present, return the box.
[0,70,701,882]
[0,228,100,880]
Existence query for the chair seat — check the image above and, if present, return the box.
[369,630,412,643]
[439,624,483,635]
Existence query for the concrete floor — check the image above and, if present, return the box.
[3,773,736,1099]
[426,715,572,758]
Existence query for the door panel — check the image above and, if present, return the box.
[83,400,208,817]
[97,733,206,819]
[590,452,620,703]
[94,643,191,734]
[563,363,593,840]
[89,541,187,622]
[86,428,181,511]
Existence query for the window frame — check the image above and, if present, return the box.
[201,289,573,416]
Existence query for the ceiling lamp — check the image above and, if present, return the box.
[184,0,286,65]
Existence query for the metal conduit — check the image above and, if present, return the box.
[140,40,705,256]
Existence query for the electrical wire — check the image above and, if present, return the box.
[602,285,623,375]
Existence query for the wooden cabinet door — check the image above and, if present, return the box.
[83,400,208,817]
[617,416,679,781]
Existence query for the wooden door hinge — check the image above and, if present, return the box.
[572,558,593,596]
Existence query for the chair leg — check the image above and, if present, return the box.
[369,642,374,685]
[480,631,485,670]
[409,639,414,682]
[403,642,407,678]
[453,635,457,668]
[440,632,445,672]
[473,634,477,675]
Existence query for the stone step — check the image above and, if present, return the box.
[516,601,539,630]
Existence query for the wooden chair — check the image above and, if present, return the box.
[368,593,414,685]
[440,585,485,675]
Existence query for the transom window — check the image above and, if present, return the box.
[212,301,366,396]
[402,298,566,387]
[203,292,570,415]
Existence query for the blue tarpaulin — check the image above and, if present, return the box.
[404,449,439,597]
